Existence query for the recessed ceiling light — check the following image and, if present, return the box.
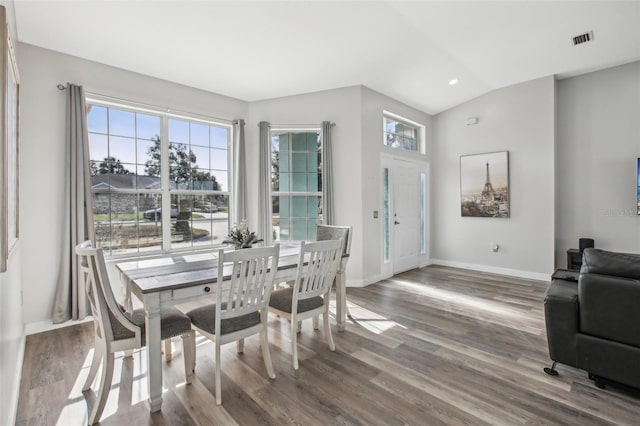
[449,79,459,85]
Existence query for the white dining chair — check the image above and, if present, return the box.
[316,224,352,326]
[185,244,280,405]
[268,239,343,370]
[75,241,195,425]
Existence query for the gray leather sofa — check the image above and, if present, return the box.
[544,248,640,390]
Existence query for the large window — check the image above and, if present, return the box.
[383,112,425,153]
[88,101,231,256]
[271,130,322,241]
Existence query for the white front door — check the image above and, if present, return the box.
[382,157,428,275]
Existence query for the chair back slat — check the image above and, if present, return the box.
[295,240,342,301]
[216,245,280,323]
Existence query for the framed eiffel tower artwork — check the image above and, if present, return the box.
[460,151,509,218]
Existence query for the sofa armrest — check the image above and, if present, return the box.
[579,273,640,347]
[544,279,579,367]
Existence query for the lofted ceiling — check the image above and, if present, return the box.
[13,0,640,115]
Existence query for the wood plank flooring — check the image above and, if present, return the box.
[16,265,640,425]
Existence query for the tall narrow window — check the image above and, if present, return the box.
[383,168,390,262]
[271,130,322,241]
[420,173,426,254]
[88,102,231,256]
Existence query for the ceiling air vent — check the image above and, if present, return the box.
[573,31,594,46]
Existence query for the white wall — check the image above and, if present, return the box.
[0,1,25,423]
[556,61,640,264]
[17,43,248,328]
[431,76,556,280]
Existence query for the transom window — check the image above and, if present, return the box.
[88,100,231,256]
[383,112,425,153]
[271,130,322,241]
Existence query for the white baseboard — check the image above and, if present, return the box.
[25,316,93,336]
[7,332,25,426]
[346,273,389,288]
[429,258,551,282]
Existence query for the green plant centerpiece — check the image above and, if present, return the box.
[223,222,263,249]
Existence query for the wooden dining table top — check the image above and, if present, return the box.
[116,243,308,294]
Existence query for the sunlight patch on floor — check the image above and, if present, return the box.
[388,278,532,320]
[131,349,148,405]
[330,299,406,334]
[55,350,94,426]
[55,347,181,424]
[56,350,127,425]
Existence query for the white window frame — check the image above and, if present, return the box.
[87,95,233,259]
[382,110,426,155]
[270,127,322,242]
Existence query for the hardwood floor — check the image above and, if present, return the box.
[16,265,640,425]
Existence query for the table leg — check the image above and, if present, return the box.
[120,273,134,313]
[144,295,163,412]
[336,271,346,332]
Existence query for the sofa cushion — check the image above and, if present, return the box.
[580,248,640,280]
[579,273,640,348]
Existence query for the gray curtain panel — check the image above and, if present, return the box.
[231,119,247,226]
[52,84,95,323]
[258,121,273,245]
[321,121,334,225]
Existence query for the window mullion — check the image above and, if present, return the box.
[161,115,171,251]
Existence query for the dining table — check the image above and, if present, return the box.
[115,243,349,412]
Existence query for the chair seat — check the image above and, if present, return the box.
[110,306,192,341]
[186,303,261,335]
[269,287,323,314]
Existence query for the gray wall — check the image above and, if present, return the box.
[431,76,556,279]
[556,61,640,264]
[0,1,24,424]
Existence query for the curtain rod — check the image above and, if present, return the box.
[57,83,336,129]
[56,83,236,125]
[261,122,335,128]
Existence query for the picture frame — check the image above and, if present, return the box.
[460,151,509,218]
[0,5,20,272]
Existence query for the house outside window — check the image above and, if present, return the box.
[383,111,425,154]
[271,130,322,241]
[87,100,231,256]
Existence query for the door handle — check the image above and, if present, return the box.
[394,213,400,225]
[394,220,400,225]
